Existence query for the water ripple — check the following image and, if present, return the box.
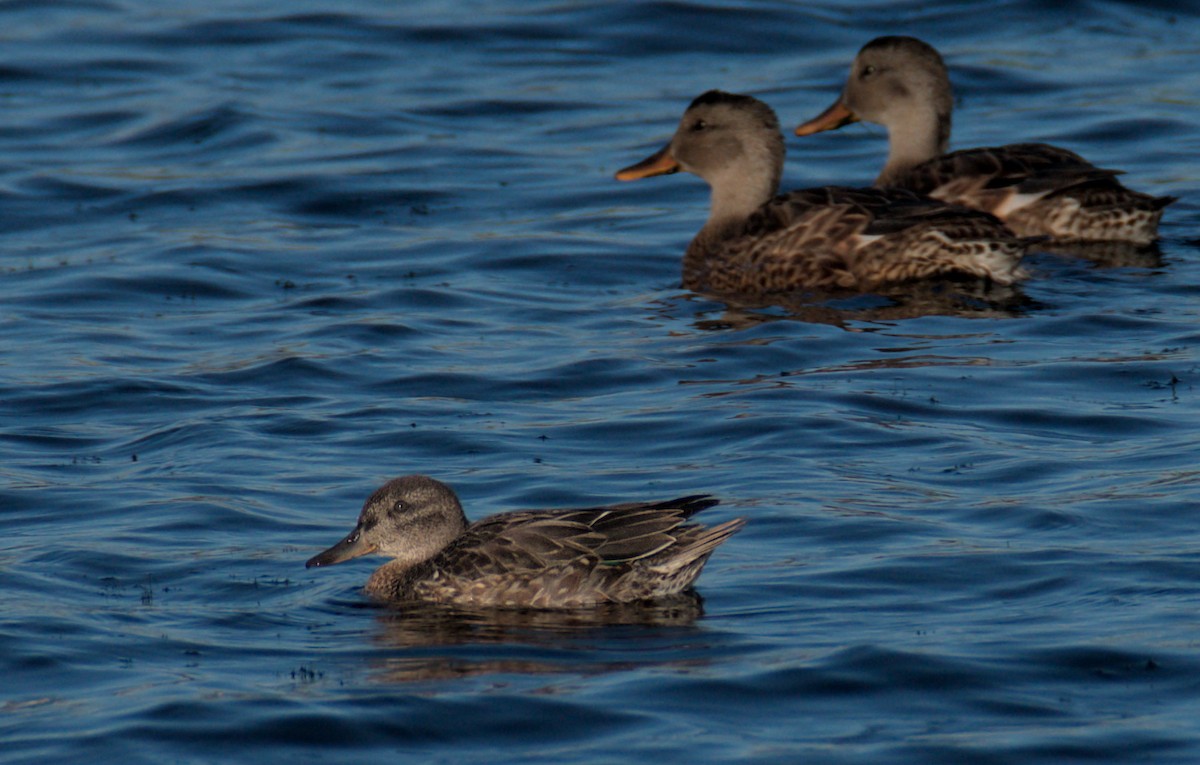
[1,1,1198,764]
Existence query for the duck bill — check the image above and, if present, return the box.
[306,527,377,568]
[794,98,860,136]
[615,144,680,181]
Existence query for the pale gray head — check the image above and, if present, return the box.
[616,90,785,225]
[794,37,954,183]
[306,475,469,570]
[669,90,785,194]
[841,36,952,147]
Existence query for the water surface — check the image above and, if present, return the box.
[2,1,1199,763]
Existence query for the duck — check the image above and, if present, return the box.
[794,36,1176,245]
[615,90,1032,294]
[306,474,745,609]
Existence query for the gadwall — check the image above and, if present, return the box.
[616,90,1032,294]
[795,36,1175,244]
[306,475,745,609]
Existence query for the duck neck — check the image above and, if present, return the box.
[698,161,779,246]
[682,162,778,290]
[877,106,949,186]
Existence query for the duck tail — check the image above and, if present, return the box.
[670,494,721,519]
[656,517,746,581]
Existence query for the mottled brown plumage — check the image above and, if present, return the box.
[616,90,1030,294]
[794,36,1175,244]
[306,475,744,609]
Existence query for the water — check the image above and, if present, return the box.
[2,0,1199,762]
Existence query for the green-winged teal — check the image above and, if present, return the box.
[794,36,1175,244]
[307,475,745,609]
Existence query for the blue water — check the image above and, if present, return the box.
[2,1,1199,762]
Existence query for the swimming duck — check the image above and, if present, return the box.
[306,475,745,609]
[615,90,1031,294]
[794,36,1175,245]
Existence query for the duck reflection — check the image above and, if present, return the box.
[675,278,1037,332]
[1038,240,1164,269]
[360,594,707,683]
[671,239,1166,332]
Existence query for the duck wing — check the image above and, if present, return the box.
[439,495,721,578]
[687,185,1028,293]
[893,143,1173,243]
[897,144,1110,201]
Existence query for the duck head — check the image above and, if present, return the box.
[306,475,469,570]
[616,90,785,225]
[795,36,953,182]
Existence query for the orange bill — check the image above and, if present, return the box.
[794,99,859,136]
[614,144,680,181]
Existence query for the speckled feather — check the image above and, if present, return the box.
[889,143,1174,243]
[683,184,1031,294]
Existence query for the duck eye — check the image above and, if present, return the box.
[690,119,708,132]
[393,500,405,513]
[860,65,876,77]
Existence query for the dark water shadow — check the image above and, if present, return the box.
[677,279,1039,332]
[1036,240,1165,269]
[360,594,707,683]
